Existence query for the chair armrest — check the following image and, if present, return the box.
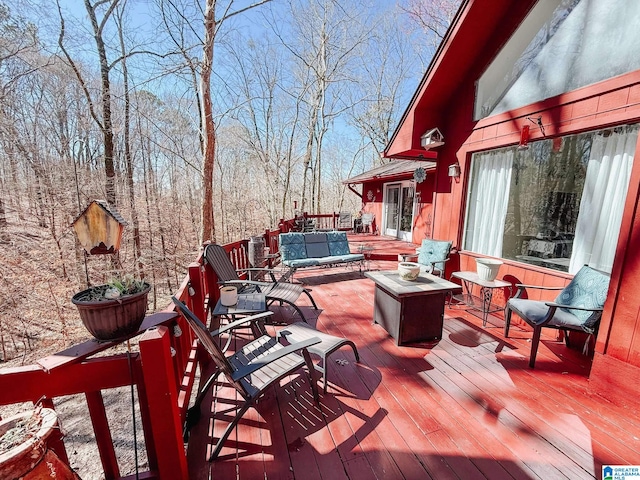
[536,302,604,327]
[543,302,603,313]
[224,278,292,290]
[237,267,277,282]
[210,311,274,337]
[430,257,450,266]
[416,257,450,266]
[231,337,322,381]
[217,279,271,290]
[516,283,565,290]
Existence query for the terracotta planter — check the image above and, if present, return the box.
[72,283,151,341]
[0,408,79,480]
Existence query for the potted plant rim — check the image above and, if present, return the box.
[72,274,151,342]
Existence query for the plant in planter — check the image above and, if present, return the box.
[0,406,80,479]
[72,274,151,342]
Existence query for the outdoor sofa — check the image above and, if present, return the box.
[279,231,364,280]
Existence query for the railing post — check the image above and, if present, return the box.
[134,358,158,473]
[263,229,270,254]
[139,326,188,479]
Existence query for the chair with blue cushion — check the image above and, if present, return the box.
[504,265,610,367]
[415,239,453,278]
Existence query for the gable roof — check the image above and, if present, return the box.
[344,159,436,184]
[384,0,537,159]
[72,199,127,227]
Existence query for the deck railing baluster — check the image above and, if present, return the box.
[86,390,120,479]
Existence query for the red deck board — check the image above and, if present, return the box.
[322,373,406,479]
[448,339,614,470]
[274,379,324,480]
[323,302,496,479]
[328,358,429,479]
[461,322,640,462]
[347,313,531,478]
[185,237,640,479]
[427,349,594,478]
[234,388,268,478]
[422,362,563,479]
[488,359,640,465]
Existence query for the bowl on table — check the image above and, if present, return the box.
[398,262,421,281]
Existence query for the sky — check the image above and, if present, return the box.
[13,0,435,178]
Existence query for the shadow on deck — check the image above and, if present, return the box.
[185,246,640,479]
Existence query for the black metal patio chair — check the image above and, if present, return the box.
[172,297,321,461]
[204,243,318,322]
[504,265,610,367]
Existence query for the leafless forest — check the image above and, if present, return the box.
[0,0,459,366]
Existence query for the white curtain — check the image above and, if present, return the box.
[464,149,514,257]
[569,126,638,274]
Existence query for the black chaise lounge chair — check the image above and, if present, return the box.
[172,297,320,461]
[204,243,318,322]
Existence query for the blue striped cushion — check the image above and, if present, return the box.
[555,266,610,326]
[327,231,351,256]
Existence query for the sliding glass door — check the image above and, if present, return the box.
[384,182,415,241]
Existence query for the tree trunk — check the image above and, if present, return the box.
[200,0,217,243]
[0,191,6,228]
[117,6,143,275]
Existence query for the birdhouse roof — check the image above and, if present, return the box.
[72,200,127,227]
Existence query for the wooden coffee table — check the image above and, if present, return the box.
[365,270,461,345]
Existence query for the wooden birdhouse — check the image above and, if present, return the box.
[420,127,444,149]
[72,200,127,255]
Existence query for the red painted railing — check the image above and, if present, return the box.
[279,212,352,233]
[0,216,350,479]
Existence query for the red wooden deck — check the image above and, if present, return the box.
[186,238,640,480]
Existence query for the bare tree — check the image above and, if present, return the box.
[347,12,416,162]
[223,30,305,225]
[0,2,39,228]
[56,0,120,206]
[115,1,144,276]
[270,0,372,214]
[399,0,461,60]
[156,0,272,243]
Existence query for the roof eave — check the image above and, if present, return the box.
[383,0,471,158]
[385,149,439,161]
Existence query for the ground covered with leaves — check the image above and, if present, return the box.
[0,220,179,479]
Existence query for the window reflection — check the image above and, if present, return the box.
[464,125,638,273]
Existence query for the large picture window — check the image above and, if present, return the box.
[475,0,640,120]
[463,125,638,274]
